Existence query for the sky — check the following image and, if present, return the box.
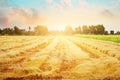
[0,0,120,31]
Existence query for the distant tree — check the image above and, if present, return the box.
[0,28,2,34]
[1,29,4,35]
[5,28,13,35]
[1,28,9,35]
[96,24,105,34]
[110,30,114,35]
[28,26,31,32]
[104,31,108,35]
[34,25,48,35]
[26,26,31,35]
[89,25,96,34]
[75,26,81,34]
[14,26,22,35]
[82,25,89,34]
[115,31,120,35]
[65,26,74,35]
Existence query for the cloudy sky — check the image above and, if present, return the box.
[0,0,120,31]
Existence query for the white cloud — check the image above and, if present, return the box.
[60,0,72,8]
[0,0,120,31]
[46,0,53,4]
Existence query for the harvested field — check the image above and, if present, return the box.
[0,36,120,80]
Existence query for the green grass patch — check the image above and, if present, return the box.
[75,34,120,43]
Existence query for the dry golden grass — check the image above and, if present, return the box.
[0,36,120,80]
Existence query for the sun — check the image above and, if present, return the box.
[48,25,65,31]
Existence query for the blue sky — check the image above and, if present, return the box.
[5,0,112,9]
[0,0,120,31]
[8,0,47,8]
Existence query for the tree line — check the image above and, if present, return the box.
[0,25,48,35]
[65,24,120,35]
[0,24,120,35]
[0,26,35,35]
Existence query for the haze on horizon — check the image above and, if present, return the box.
[0,0,120,31]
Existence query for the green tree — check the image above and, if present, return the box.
[104,31,108,35]
[110,30,114,35]
[96,24,105,34]
[89,25,96,34]
[14,26,22,35]
[115,31,120,35]
[0,28,2,34]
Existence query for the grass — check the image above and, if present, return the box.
[75,34,120,43]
